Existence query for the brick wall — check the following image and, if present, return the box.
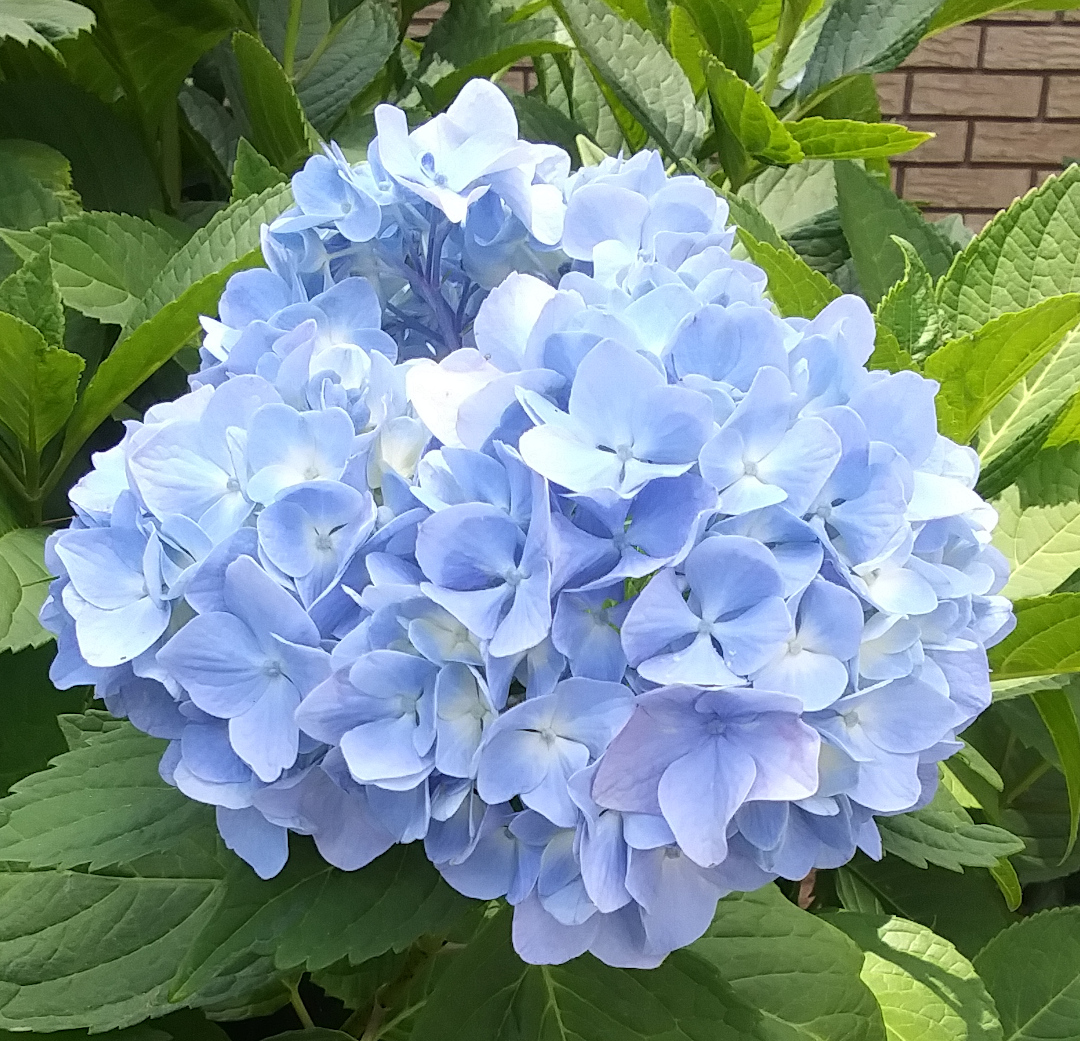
[878,11,1080,231]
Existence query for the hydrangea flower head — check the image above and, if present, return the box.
[43,79,1013,968]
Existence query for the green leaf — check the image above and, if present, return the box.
[60,183,291,469]
[989,857,1023,912]
[0,1024,168,1041]
[930,0,1077,35]
[0,150,74,237]
[876,781,1025,872]
[179,84,241,176]
[7,212,179,326]
[799,0,941,99]
[979,403,1071,502]
[0,0,95,57]
[0,527,54,654]
[974,907,1080,1041]
[739,159,836,235]
[692,884,887,1041]
[840,852,1017,959]
[0,310,84,454]
[232,30,317,173]
[937,164,1080,339]
[171,841,471,999]
[834,160,956,305]
[718,188,787,249]
[1047,385,1080,449]
[295,0,398,132]
[704,58,803,164]
[788,117,930,159]
[1029,684,1080,859]
[924,295,1080,445]
[867,323,918,373]
[429,40,573,113]
[512,94,588,165]
[231,138,286,201]
[993,457,1080,601]
[0,247,65,346]
[674,0,753,81]
[0,646,88,797]
[0,723,213,871]
[737,228,842,317]
[826,913,1003,1041]
[990,594,1080,680]
[410,906,766,1041]
[0,81,163,216]
[262,1032,354,1041]
[873,237,940,360]
[551,0,705,158]
[84,0,236,135]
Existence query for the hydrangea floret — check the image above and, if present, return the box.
[43,79,1014,968]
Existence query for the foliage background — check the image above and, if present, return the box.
[4,0,1080,1039]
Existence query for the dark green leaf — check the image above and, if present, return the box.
[1030,684,1080,859]
[0,82,163,216]
[737,227,842,317]
[0,247,65,346]
[974,908,1080,1041]
[0,149,73,234]
[0,645,87,797]
[693,884,887,1041]
[840,852,1017,958]
[511,93,587,165]
[0,310,84,454]
[232,30,317,173]
[799,0,941,99]
[552,0,705,158]
[834,160,956,305]
[675,0,753,81]
[410,906,766,1041]
[784,206,852,282]
[231,137,286,201]
[295,0,398,132]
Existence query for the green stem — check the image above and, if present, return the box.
[283,0,303,78]
[286,979,316,1031]
[1004,760,1052,808]
[759,0,810,105]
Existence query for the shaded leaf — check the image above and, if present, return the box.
[0,0,94,56]
[231,138,286,201]
[1030,684,1080,859]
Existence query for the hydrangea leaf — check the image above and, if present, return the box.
[928,0,1047,34]
[84,0,235,136]
[429,39,572,113]
[673,0,753,82]
[0,247,65,347]
[258,0,331,69]
[59,182,292,472]
[974,908,1080,1041]
[739,159,836,236]
[993,450,1080,600]
[835,160,956,305]
[171,841,473,998]
[230,138,286,202]
[825,913,1003,1041]
[703,58,803,165]
[787,118,930,160]
[1,212,179,327]
[0,139,81,214]
[0,150,74,239]
[798,0,941,99]
[867,323,918,374]
[0,0,94,57]
[180,84,241,178]
[409,907,767,1041]
[736,228,842,317]
[0,865,219,1032]
[0,527,54,654]
[691,884,887,1041]
[0,81,163,216]
[937,165,1080,339]
[718,188,787,249]
[0,311,84,455]
[839,853,1017,959]
[232,31,319,174]
[1029,685,1080,859]
[784,207,853,284]
[0,723,214,871]
[295,0,399,132]
[551,0,705,158]
[0,555,20,645]
[512,94,589,165]
[873,236,940,360]
[876,782,1025,872]
[1047,386,1080,449]
[925,294,1080,446]
[990,593,1080,679]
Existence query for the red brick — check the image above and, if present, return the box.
[904,166,1032,209]
[892,119,968,162]
[983,26,1080,70]
[876,72,908,115]
[909,73,1042,117]
[971,121,1080,163]
[1047,75,1080,117]
[902,26,980,68]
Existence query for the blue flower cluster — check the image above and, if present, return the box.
[43,80,1014,968]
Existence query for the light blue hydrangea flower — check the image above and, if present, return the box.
[42,78,1013,970]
